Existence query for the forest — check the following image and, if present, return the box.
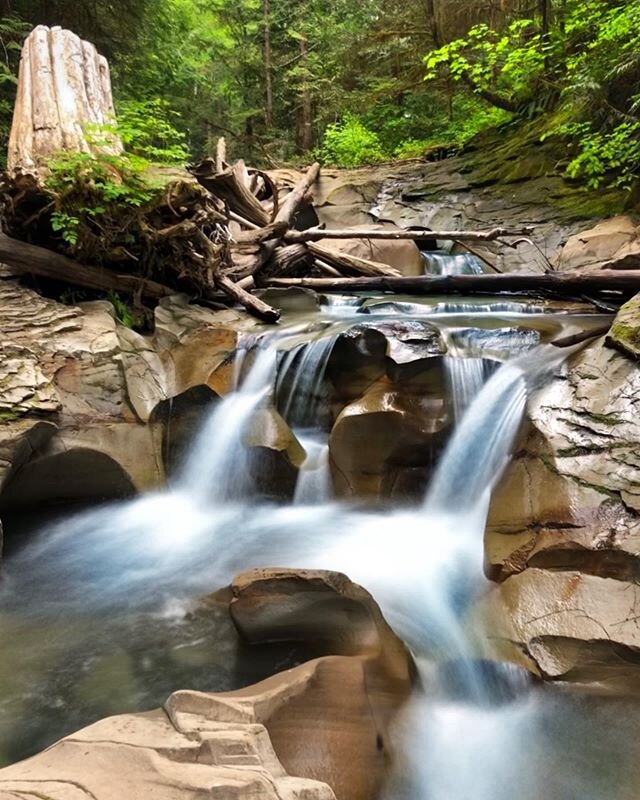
[1,0,639,193]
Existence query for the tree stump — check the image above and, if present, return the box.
[7,25,123,177]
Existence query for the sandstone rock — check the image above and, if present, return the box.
[557,215,640,271]
[316,224,425,277]
[0,567,414,800]
[0,684,336,800]
[150,386,219,476]
[243,408,306,500]
[483,569,640,682]
[255,287,321,313]
[228,568,413,682]
[326,321,445,410]
[329,375,449,499]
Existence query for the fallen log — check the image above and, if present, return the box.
[0,233,172,299]
[261,271,640,297]
[284,226,534,244]
[191,159,271,227]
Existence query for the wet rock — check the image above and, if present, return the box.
[606,292,640,359]
[483,569,640,681]
[0,447,137,511]
[243,407,306,500]
[329,375,449,499]
[327,322,445,409]
[0,568,413,800]
[150,385,219,477]
[487,338,640,583]
[229,568,413,680]
[255,287,321,313]
[0,688,336,800]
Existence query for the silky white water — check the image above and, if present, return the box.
[0,296,634,796]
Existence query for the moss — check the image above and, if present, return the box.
[0,410,20,424]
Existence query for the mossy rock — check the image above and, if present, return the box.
[606,293,640,359]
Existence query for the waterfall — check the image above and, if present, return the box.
[179,344,278,503]
[423,252,485,275]
[276,333,338,428]
[1,299,624,796]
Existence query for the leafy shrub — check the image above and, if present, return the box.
[393,138,433,160]
[318,115,386,167]
[115,98,189,164]
[47,149,160,251]
[557,121,640,189]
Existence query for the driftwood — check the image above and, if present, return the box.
[261,271,640,298]
[191,159,272,227]
[284,225,535,244]
[0,233,171,299]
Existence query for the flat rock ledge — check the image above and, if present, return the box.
[0,661,338,800]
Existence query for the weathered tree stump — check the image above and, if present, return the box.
[8,25,122,176]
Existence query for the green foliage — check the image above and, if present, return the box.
[318,116,385,167]
[107,291,141,329]
[115,99,189,164]
[423,0,640,191]
[559,122,640,189]
[46,149,160,255]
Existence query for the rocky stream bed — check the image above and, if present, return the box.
[3,158,640,800]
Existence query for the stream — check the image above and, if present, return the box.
[2,267,640,797]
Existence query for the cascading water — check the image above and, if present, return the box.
[0,294,635,798]
[423,251,485,275]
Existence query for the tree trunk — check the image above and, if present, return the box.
[298,32,314,152]
[261,270,640,299]
[263,0,274,130]
[8,25,122,176]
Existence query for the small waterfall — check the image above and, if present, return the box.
[179,344,278,503]
[320,294,364,315]
[293,432,331,505]
[423,252,485,275]
[276,333,338,428]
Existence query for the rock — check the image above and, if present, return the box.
[0,682,336,800]
[0,446,137,511]
[329,374,449,499]
[606,292,640,359]
[557,215,640,271]
[326,321,445,409]
[229,568,413,681]
[0,569,413,800]
[243,408,306,500]
[483,569,640,683]
[255,287,321,313]
[150,385,219,477]
[484,336,640,683]
[316,224,425,277]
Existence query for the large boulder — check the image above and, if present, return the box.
[557,215,640,272]
[242,408,306,500]
[485,330,640,682]
[329,372,449,499]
